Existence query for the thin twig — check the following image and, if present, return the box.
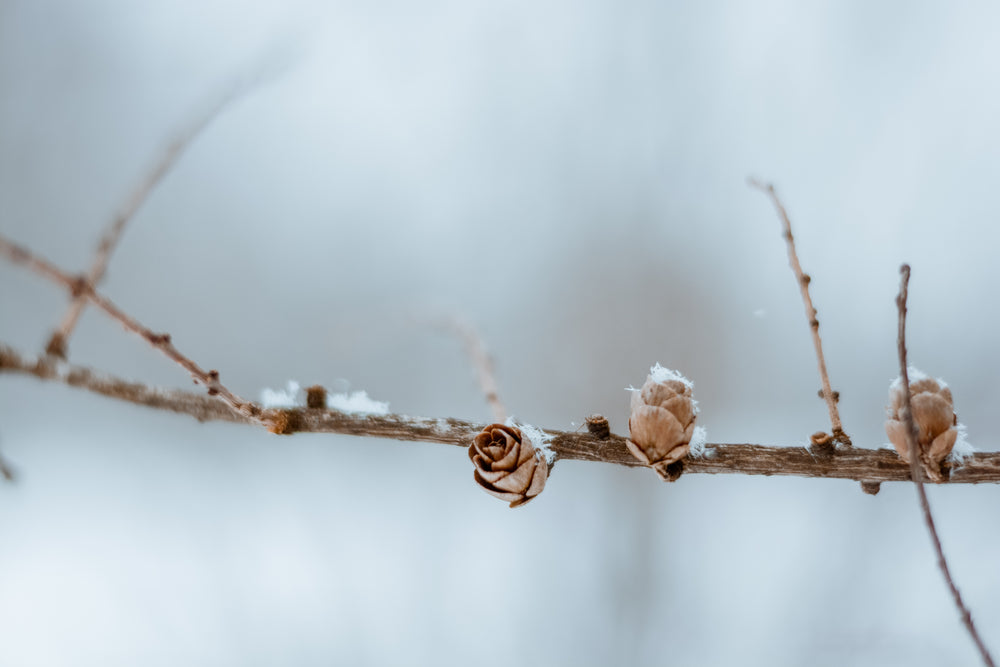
[0,235,262,423]
[44,79,259,360]
[749,179,848,447]
[3,342,1000,484]
[896,264,996,667]
[438,316,506,422]
[0,449,15,482]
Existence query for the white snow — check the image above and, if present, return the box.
[326,390,390,416]
[260,380,301,408]
[626,363,697,396]
[505,417,556,465]
[688,426,711,458]
[948,423,974,464]
[889,366,943,392]
[260,380,389,415]
[648,362,694,390]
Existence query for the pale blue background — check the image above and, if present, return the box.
[1,1,999,665]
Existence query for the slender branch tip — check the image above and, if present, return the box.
[752,179,848,446]
[895,264,996,667]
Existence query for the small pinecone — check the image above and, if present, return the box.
[469,423,547,508]
[628,367,698,480]
[885,372,958,482]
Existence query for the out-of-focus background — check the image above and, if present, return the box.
[2,1,999,665]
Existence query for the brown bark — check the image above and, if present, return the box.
[3,344,998,485]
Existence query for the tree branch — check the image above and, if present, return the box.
[44,76,265,359]
[0,449,16,482]
[3,343,1000,484]
[0,234,262,423]
[437,315,506,422]
[750,179,848,447]
[895,264,996,667]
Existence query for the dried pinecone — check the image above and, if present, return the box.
[885,371,959,482]
[469,423,548,508]
[628,365,698,480]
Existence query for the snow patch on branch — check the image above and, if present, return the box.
[326,390,390,416]
[949,423,974,464]
[261,380,390,415]
[261,380,301,408]
[688,426,712,458]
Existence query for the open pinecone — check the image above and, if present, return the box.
[469,423,547,508]
[885,372,959,482]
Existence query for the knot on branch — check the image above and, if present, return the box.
[44,333,68,359]
[205,369,220,396]
[306,385,327,409]
[817,388,840,403]
[860,481,881,496]
[69,275,91,299]
[586,414,611,439]
[265,408,301,435]
[65,368,93,387]
[810,431,834,453]
[831,428,852,448]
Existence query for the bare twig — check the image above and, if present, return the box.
[44,79,259,360]
[0,449,16,482]
[895,264,996,667]
[0,235,262,423]
[4,342,1000,484]
[749,179,848,447]
[438,316,506,422]
[0,346,250,425]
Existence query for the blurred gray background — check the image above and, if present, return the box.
[2,0,999,665]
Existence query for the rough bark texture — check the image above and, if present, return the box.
[3,344,998,485]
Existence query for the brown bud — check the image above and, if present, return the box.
[810,431,834,450]
[885,370,959,481]
[628,365,698,480]
[860,481,881,496]
[586,414,611,439]
[469,423,548,508]
[44,333,68,359]
[305,385,327,409]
